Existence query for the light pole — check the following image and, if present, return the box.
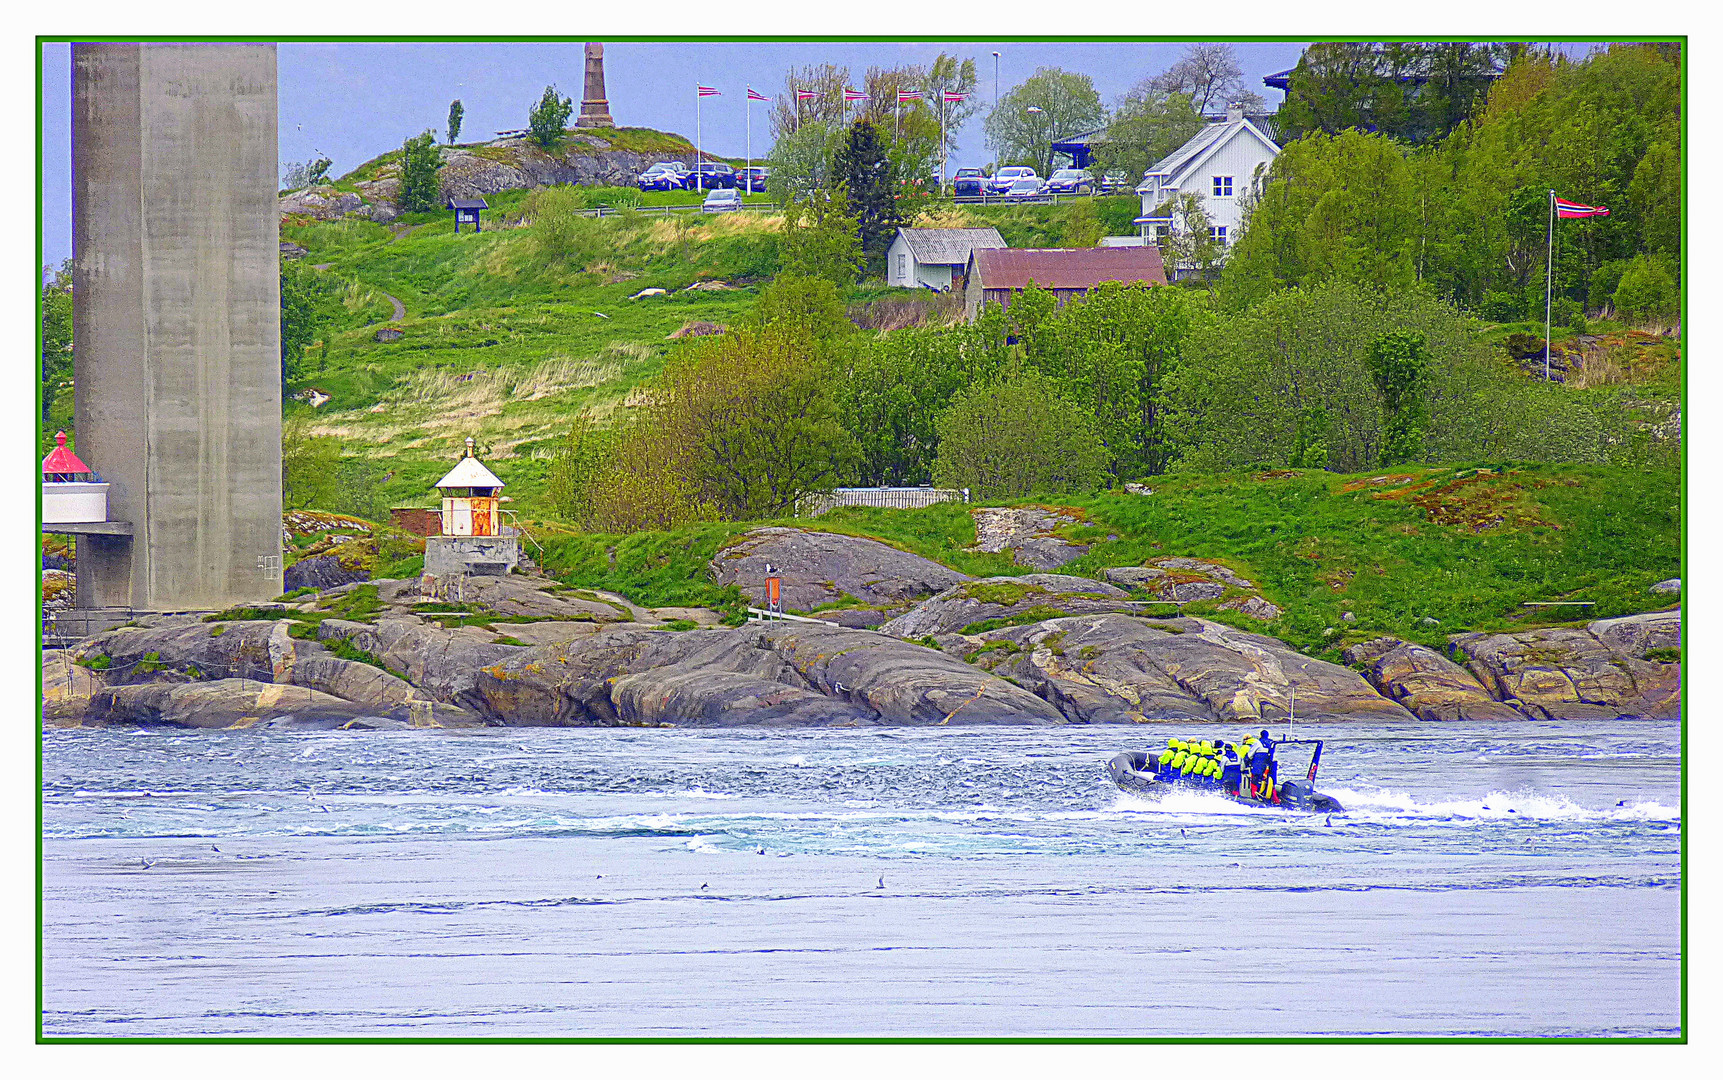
[992,51,1000,110]
[1027,104,1043,176]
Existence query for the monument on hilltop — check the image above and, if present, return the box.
[577,42,615,128]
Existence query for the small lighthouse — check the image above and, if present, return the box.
[42,431,110,524]
[423,437,519,577]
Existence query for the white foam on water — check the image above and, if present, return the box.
[1328,785,1681,823]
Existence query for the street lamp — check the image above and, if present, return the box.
[1026,105,1044,176]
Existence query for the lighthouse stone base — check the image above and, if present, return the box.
[425,535,519,577]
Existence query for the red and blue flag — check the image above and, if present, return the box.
[1555,197,1609,218]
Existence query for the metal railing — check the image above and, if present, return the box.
[43,607,138,647]
[800,486,970,517]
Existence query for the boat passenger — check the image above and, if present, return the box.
[1220,744,1243,794]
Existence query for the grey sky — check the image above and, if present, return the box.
[38,39,1308,268]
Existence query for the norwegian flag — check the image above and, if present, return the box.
[795,89,820,101]
[942,90,968,102]
[697,85,721,97]
[747,87,769,102]
[843,89,868,102]
[897,89,922,103]
[1555,197,1609,219]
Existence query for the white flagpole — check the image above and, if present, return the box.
[696,87,702,189]
[746,90,751,195]
[1545,188,1555,383]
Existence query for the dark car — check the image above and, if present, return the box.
[952,167,988,197]
[1042,168,1094,195]
[637,161,689,192]
[689,162,738,190]
[737,166,771,193]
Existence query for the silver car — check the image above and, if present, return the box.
[702,187,742,213]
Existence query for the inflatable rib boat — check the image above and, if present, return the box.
[1107,737,1343,813]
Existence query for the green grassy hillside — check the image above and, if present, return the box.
[535,462,1680,658]
[282,204,784,508]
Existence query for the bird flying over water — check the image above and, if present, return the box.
[876,875,884,889]
[140,857,156,870]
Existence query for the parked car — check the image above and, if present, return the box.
[702,187,743,213]
[689,162,738,190]
[1041,168,1094,195]
[952,167,988,197]
[1099,172,1132,194]
[1002,176,1045,201]
[988,166,1039,195]
[637,162,689,191]
[737,166,771,193]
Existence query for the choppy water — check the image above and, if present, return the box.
[41,720,1681,1037]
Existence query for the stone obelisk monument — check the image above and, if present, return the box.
[71,43,283,611]
[576,42,614,128]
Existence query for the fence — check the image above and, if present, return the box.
[43,607,140,648]
[800,486,969,517]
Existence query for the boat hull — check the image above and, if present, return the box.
[1106,751,1343,813]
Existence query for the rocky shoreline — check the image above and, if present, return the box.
[43,528,1681,731]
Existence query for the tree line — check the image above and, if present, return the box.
[1225,44,1681,321]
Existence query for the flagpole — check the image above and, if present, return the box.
[696,87,702,189]
[1545,188,1555,383]
[746,90,751,195]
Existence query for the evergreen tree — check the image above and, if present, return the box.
[447,99,464,144]
[833,120,900,271]
[398,130,442,213]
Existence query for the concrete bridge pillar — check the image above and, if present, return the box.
[71,42,282,611]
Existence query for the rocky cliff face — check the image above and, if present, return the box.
[46,557,1681,730]
[279,136,673,224]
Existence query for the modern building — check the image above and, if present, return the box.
[1133,103,1280,267]
[886,227,1007,291]
[963,246,1168,322]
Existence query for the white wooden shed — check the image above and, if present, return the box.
[885,227,1007,291]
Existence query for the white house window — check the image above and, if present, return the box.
[897,253,907,281]
[1154,225,1171,246]
[1212,176,1233,197]
[1208,225,1228,246]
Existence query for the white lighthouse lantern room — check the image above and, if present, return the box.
[424,437,519,577]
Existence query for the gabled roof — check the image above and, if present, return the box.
[969,246,1167,290]
[436,455,504,489]
[896,227,1007,267]
[1136,117,1280,193]
[42,431,90,476]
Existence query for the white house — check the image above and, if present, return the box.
[1134,103,1280,263]
[886,227,1007,291]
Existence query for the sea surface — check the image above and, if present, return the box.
[41,720,1682,1038]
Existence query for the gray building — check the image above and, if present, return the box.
[885,227,1006,291]
[70,43,283,611]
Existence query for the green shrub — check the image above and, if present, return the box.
[1643,647,1680,663]
[932,367,1107,499]
[1613,254,1678,318]
[1479,290,1525,323]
